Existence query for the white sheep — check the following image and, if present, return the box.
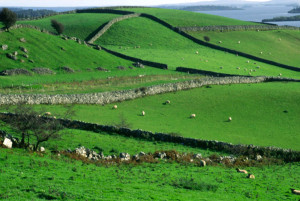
[190,114,196,118]
[291,189,300,195]
[236,67,240,70]
[165,100,171,104]
[260,52,263,54]
[247,60,250,63]
[228,117,232,121]
[247,174,255,179]
[219,41,222,44]
[141,111,145,116]
[195,51,199,54]
[236,168,248,174]
[113,105,118,109]
[279,73,282,76]
[238,41,240,44]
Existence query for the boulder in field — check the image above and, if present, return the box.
[3,138,12,148]
[120,152,130,161]
[1,44,8,50]
[60,66,74,73]
[20,38,26,43]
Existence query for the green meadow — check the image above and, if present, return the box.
[19,13,121,40]
[188,30,300,67]
[27,82,300,150]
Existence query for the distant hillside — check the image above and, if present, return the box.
[180,5,242,12]
[288,7,300,13]
[262,15,300,22]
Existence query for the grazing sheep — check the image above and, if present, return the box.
[113,105,118,109]
[249,72,252,75]
[141,111,145,116]
[291,189,300,195]
[250,69,253,72]
[228,117,232,121]
[190,114,196,118]
[165,100,171,104]
[247,174,255,179]
[238,41,240,44]
[53,116,56,119]
[236,168,248,174]
[279,73,282,76]
[236,67,240,70]
[219,41,222,44]
[195,51,199,54]
[247,60,250,63]
[260,52,263,54]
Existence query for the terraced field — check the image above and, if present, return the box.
[120,7,258,27]
[188,30,300,67]
[19,13,121,40]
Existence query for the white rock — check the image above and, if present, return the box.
[3,138,12,148]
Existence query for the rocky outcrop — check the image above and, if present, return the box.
[31,68,54,75]
[0,68,31,76]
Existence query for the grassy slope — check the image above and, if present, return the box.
[120,7,258,27]
[0,28,181,88]
[97,17,299,79]
[18,13,121,40]
[32,82,300,150]
[0,148,299,200]
[188,30,300,67]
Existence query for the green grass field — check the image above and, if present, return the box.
[27,82,300,150]
[188,30,300,67]
[97,17,299,79]
[119,7,258,27]
[18,13,121,40]
[0,148,299,200]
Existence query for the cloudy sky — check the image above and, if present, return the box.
[0,0,270,7]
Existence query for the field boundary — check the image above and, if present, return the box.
[0,76,298,105]
[1,112,299,162]
[177,25,300,32]
[87,13,141,43]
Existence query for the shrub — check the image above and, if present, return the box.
[204,36,210,42]
[172,178,218,192]
[51,19,64,34]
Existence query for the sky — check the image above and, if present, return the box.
[0,0,271,7]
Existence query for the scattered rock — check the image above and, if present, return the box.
[1,44,8,50]
[20,59,25,63]
[0,68,31,76]
[3,138,12,148]
[139,151,146,156]
[60,66,74,73]
[96,67,108,72]
[31,68,54,75]
[133,62,144,68]
[75,146,88,158]
[6,53,18,61]
[200,160,206,167]
[20,47,28,53]
[29,59,34,63]
[20,38,26,43]
[156,152,167,159]
[40,147,45,152]
[120,152,130,161]
[193,153,202,159]
[117,66,126,70]
[23,54,29,58]
[256,155,262,161]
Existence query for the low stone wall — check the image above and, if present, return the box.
[88,13,141,43]
[0,24,56,35]
[0,76,270,105]
[0,112,298,162]
[178,25,300,32]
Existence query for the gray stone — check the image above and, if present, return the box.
[133,62,144,68]
[75,146,87,158]
[60,66,74,73]
[157,152,167,159]
[3,138,12,148]
[6,53,17,61]
[256,155,262,161]
[20,47,28,53]
[1,44,8,50]
[139,151,146,156]
[120,152,130,161]
[132,154,139,160]
[193,153,202,159]
[31,68,54,75]
[0,68,31,76]
[20,38,26,43]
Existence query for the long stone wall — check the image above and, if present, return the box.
[177,25,300,32]
[87,13,141,43]
[1,112,298,162]
[0,76,290,105]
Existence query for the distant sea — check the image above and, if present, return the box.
[196,5,300,27]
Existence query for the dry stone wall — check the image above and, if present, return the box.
[0,76,289,105]
[88,13,141,43]
[1,112,299,162]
